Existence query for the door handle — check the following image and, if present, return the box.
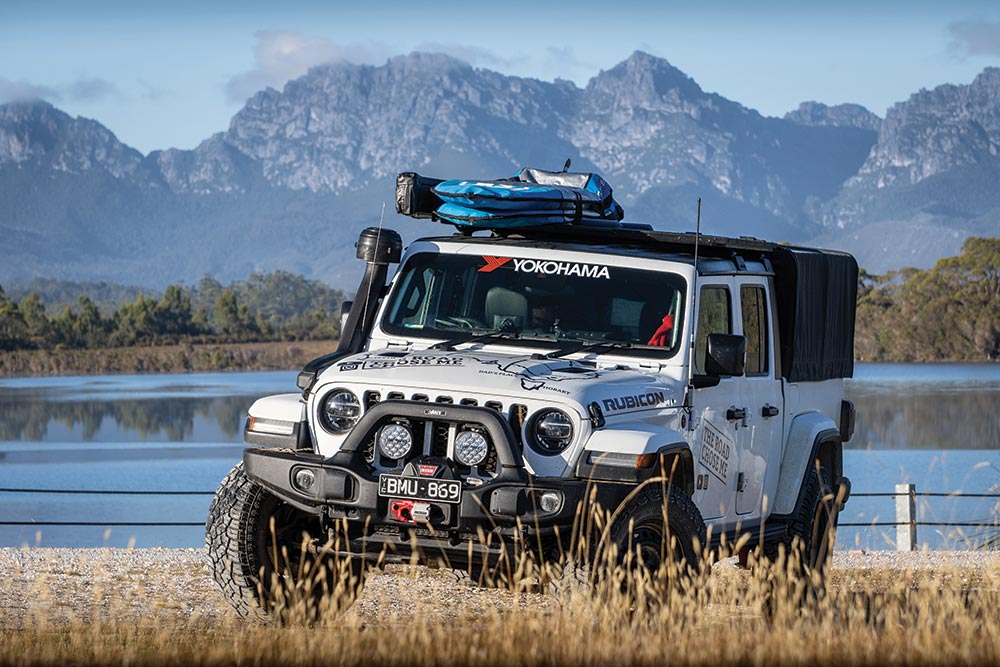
[726,407,747,422]
[761,404,780,418]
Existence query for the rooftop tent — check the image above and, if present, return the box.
[771,246,858,382]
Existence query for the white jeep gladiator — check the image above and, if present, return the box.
[206,221,857,619]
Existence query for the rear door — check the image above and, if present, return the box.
[734,278,783,516]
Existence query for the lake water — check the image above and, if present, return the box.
[1,364,998,550]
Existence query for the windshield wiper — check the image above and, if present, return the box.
[545,340,634,359]
[429,331,522,351]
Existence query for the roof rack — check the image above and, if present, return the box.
[485,222,779,258]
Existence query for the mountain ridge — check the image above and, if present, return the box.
[1,50,997,287]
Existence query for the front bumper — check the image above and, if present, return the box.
[243,400,627,565]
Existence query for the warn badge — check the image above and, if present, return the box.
[417,465,438,477]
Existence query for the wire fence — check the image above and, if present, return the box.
[839,489,1000,528]
[1,486,999,547]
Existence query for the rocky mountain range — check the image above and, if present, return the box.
[1,51,998,289]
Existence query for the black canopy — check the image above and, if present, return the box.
[771,247,858,382]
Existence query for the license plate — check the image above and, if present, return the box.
[378,474,461,503]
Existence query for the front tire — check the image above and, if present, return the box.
[205,462,365,623]
[597,482,706,606]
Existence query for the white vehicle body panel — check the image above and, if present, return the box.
[248,393,306,423]
[583,422,687,455]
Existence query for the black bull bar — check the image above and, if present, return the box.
[242,401,624,537]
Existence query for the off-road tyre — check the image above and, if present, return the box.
[205,462,365,623]
[763,465,838,582]
[595,482,706,605]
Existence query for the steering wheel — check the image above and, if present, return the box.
[496,317,520,333]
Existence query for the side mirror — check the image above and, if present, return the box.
[339,301,353,337]
[704,333,746,378]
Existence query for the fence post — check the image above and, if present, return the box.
[895,483,916,551]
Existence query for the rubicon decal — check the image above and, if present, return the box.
[602,392,667,412]
[479,256,611,279]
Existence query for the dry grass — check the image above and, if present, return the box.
[3,539,1000,667]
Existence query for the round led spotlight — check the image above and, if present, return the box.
[529,409,574,455]
[454,430,489,467]
[378,423,413,459]
[321,390,361,433]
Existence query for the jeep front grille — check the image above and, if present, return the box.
[356,389,508,478]
[431,422,450,457]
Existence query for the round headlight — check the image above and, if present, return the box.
[454,429,489,467]
[321,389,361,433]
[529,409,574,455]
[378,423,413,459]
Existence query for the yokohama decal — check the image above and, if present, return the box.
[513,258,610,279]
[478,256,610,279]
[479,256,513,272]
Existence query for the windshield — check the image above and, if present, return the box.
[382,252,687,357]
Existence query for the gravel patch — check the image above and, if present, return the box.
[3,547,999,628]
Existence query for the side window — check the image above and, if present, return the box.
[390,267,432,326]
[695,286,731,374]
[740,285,768,376]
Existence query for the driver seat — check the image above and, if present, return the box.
[485,287,527,330]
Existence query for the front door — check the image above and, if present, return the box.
[690,280,742,521]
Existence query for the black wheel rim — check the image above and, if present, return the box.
[255,497,313,579]
[631,523,666,573]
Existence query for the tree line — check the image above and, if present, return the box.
[2,239,998,362]
[855,237,1000,362]
[0,271,346,351]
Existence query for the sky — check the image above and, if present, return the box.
[3,0,1000,154]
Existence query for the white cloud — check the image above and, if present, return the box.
[413,42,525,70]
[542,46,596,83]
[137,79,170,101]
[65,77,122,102]
[223,31,548,103]
[948,19,1000,58]
[0,76,123,105]
[224,30,393,103]
[0,77,59,103]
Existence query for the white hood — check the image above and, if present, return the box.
[309,347,684,475]
[318,347,682,417]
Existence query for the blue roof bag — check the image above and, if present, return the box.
[431,168,624,228]
[395,167,625,229]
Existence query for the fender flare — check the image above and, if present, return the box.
[579,422,694,494]
[770,411,842,518]
[244,393,310,449]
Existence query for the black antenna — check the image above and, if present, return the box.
[686,198,702,402]
[561,158,572,173]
